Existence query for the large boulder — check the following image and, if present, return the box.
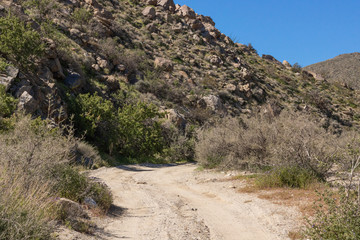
[177,5,196,19]
[0,65,19,91]
[142,6,156,19]
[199,95,224,112]
[203,23,221,39]
[198,15,215,26]
[157,0,175,12]
[48,58,65,79]
[282,60,292,68]
[262,54,282,65]
[209,55,223,66]
[188,19,204,30]
[18,91,38,114]
[164,109,186,129]
[58,198,88,219]
[65,71,83,89]
[154,57,173,72]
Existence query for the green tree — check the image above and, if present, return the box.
[0,14,44,69]
[68,92,116,140]
[116,102,165,158]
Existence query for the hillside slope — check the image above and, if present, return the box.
[305,52,360,89]
[0,0,359,138]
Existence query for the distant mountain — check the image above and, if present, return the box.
[304,53,360,89]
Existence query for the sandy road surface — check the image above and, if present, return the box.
[87,164,299,240]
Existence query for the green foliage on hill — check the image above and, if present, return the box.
[69,92,165,159]
[0,14,43,69]
[0,85,16,118]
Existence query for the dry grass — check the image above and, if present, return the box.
[235,177,328,240]
[236,175,327,216]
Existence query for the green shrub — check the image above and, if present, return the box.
[116,101,165,158]
[0,85,16,131]
[291,62,302,73]
[69,92,165,158]
[255,166,319,189]
[52,165,113,212]
[0,14,43,68]
[72,8,92,28]
[88,182,113,212]
[0,57,9,72]
[68,92,116,141]
[51,166,88,202]
[304,190,360,240]
[0,85,16,118]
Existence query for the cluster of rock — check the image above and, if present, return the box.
[141,0,229,44]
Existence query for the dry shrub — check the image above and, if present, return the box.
[196,110,338,179]
[74,141,103,168]
[99,38,145,74]
[0,115,112,239]
[0,115,75,239]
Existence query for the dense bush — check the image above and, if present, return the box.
[69,93,166,158]
[0,57,9,72]
[255,166,319,189]
[196,111,338,178]
[52,165,88,202]
[0,85,16,118]
[88,182,113,212]
[116,101,164,157]
[69,92,116,140]
[0,14,43,68]
[0,85,16,131]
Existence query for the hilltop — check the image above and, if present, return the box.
[304,52,360,90]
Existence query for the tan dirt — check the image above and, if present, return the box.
[68,164,301,240]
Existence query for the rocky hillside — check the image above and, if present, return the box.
[0,0,359,134]
[304,52,360,90]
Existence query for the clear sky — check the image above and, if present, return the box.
[174,0,360,66]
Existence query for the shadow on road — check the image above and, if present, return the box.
[116,163,195,172]
[107,204,126,218]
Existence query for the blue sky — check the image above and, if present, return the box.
[175,0,360,66]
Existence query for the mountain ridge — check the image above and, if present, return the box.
[304,52,360,89]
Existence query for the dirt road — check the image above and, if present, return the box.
[89,164,300,240]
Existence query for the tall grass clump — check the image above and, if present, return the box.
[255,166,319,189]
